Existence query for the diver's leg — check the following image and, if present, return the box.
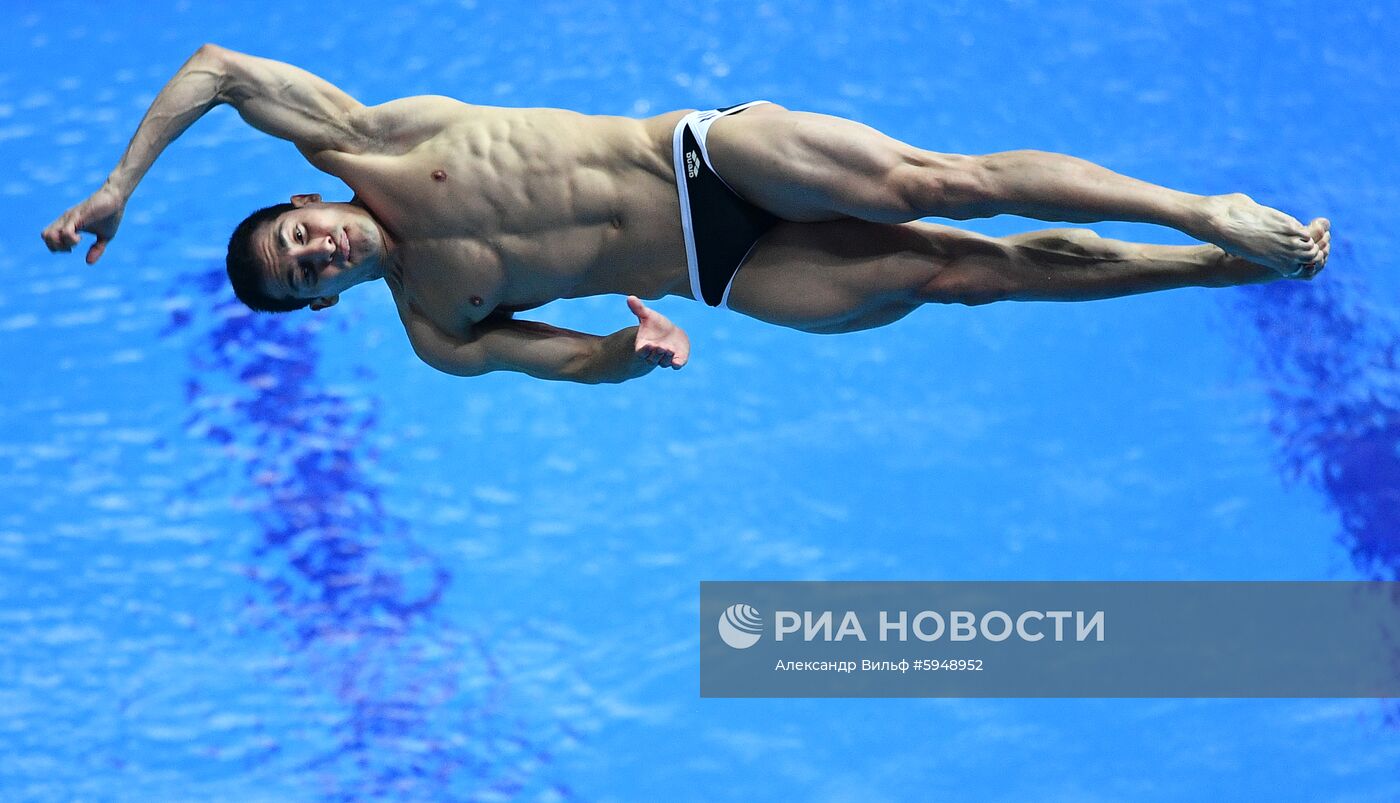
[706,106,1323,277]
[726,219,1330,335]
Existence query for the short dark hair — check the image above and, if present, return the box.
[225,202,309,313]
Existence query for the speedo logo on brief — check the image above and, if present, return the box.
[685,150,701,179]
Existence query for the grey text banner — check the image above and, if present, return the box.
[700,581,1400,698]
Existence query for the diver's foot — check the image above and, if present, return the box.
[1294,217,1330,279]
[1200,193,1322,277]
[1209,217,1330,285]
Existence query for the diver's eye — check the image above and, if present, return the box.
[295,225,305,245]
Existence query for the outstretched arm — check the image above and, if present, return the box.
[396,295,690,384]
[42,44,367,262]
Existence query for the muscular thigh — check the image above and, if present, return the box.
[727,219,959,334]
[705,105,930,223]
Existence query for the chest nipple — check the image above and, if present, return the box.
[432,169,447,182]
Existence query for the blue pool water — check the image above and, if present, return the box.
[2,1,1398,799]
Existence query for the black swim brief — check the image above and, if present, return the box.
[672,100,779,307]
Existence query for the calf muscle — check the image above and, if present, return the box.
[937,228,1270,304]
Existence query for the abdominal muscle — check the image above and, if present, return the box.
[495,109,695,304]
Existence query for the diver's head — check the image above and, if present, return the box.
[225,193,390,313]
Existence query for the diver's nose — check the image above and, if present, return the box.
[311,232,336,264]
[295,238,333,269]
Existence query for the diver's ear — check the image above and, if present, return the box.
[290,193,323,207]
[310,294,340,311]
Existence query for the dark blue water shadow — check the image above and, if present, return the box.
[1234,234,1399,582]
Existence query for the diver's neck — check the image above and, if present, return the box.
[350,194,399,285]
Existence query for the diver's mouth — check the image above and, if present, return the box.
[339,227,351,263]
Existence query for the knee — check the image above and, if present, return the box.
[921,278,1006,306]
[915,269,1008,307]
[913,239,1015,307]
[892,153,991,220]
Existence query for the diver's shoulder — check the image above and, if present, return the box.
[350,95,475,150]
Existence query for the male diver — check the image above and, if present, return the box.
[43,45,1330,383]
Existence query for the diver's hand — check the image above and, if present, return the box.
[628,295,689,370]
[42,186,126,264]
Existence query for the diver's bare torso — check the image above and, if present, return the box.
[311,97,695,332]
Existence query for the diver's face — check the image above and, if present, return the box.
[257,197,383,310]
